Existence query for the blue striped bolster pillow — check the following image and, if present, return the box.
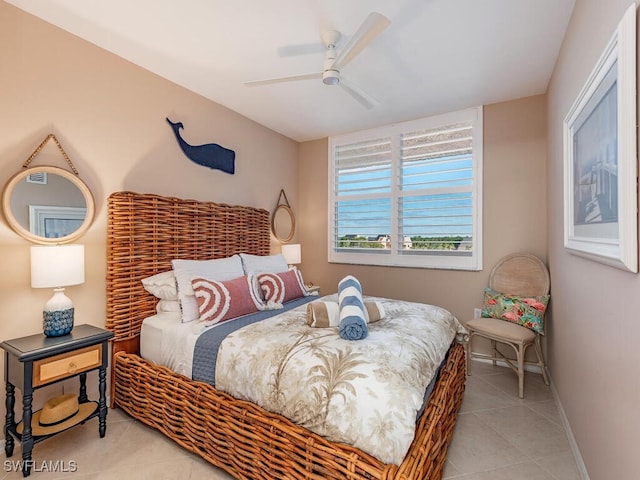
[338,275,368,340]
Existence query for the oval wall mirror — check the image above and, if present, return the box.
[2,166,95,244]
[271,204,295,243]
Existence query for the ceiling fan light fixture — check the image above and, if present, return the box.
[322,70,340,85]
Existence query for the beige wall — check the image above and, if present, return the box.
[0,2,298,425]
[298,95,547,330]
[547,1,640,478]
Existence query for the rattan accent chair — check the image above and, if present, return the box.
[465,253,550,398]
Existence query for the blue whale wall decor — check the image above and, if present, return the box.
[166,117,235,175]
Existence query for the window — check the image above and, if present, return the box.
[328,107,483,270]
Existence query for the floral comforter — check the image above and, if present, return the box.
[215,295,467,465]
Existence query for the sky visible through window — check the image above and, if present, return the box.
[335,152,473,242]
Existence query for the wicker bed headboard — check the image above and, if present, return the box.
[106,191,270,343]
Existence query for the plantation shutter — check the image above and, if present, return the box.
[398,122,474,255]
[332,136,393,252]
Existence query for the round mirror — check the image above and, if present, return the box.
[2,166,95,244]
[271,204,295,243]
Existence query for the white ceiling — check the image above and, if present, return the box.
[6,0,575,142]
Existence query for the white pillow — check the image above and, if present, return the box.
[172,256,245,323]
[239,253,289,275]
[156,299,181,314]
[141,270,178,301]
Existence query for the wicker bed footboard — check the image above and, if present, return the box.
[112,342,465,480]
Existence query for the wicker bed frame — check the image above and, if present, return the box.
[106,191,466,480]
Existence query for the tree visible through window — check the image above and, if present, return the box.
[329,107,483,270]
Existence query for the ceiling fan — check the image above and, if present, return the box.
[244,12,391,109]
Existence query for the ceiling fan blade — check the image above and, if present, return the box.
[244,72,321,87]
[333,12,390,69]
[339,76,379,109]
[277,43,326,57]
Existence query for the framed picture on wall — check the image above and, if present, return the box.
[563,3,637,273]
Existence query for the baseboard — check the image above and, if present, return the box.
[549,378,590,480]
[471,356,545,374]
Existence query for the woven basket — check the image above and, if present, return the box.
[106,191,465,480]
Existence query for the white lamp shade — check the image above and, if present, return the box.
[281,243,301,265]
[31,244,85,288]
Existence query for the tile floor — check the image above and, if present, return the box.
[1,361,582,479]
[443,361,581,480]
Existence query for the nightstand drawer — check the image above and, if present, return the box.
[33,344,102,387]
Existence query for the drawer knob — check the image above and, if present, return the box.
[68,362,78,374]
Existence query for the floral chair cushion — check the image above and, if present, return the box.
[481,287,549,334]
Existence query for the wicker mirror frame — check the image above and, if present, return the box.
[2,165,95,244]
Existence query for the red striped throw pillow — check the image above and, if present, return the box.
[257,269,307,308]
[192,275,263,327]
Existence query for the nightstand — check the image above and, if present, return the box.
[1,324,114,477]
[305,284,321,295]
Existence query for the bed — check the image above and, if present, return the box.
[106,191,466,480]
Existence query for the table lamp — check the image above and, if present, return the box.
[30,244,85,337]
[281,243,301,267]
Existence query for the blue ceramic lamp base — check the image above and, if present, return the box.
[43,308,74,337]
[43,288,75,337]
